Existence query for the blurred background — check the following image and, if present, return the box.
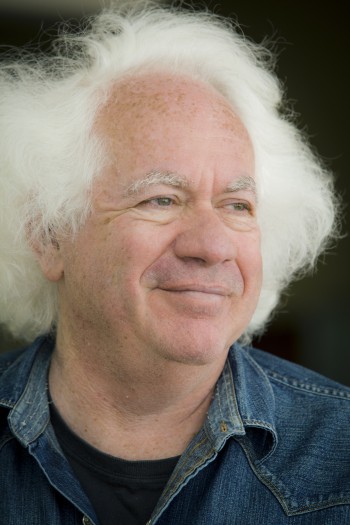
[0,0,349,385]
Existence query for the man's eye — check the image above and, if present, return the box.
[141,197,175,207]
[225,201,252,213]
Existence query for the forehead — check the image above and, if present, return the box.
[96,72,250,145]
[94,72,254,194]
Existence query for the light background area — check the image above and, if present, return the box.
[0,0,349,385]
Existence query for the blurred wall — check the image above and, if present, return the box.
[0,0,349,384]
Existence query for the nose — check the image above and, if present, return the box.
[173,208,237,266]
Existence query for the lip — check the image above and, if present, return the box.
[158,284,232,296]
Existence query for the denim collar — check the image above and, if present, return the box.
[0,336,277,460]
[0,336,52,445]
[204,343,277,462]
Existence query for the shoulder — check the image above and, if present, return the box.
[229,343,350,428]
[239,346,350,515]
[245,345,350,437]
[247,345,350,402]
[0,336,53,409]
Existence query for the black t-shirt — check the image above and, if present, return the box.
[50,403,179,525]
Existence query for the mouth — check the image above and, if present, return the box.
[158,284,232,297]
[150,282,237,318]
[153,286,232,318]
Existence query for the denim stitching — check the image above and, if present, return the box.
[160,436,212,501]
[0,399,15,408]
[20,386,49,440]
[242,418,275,431]
[149,442,215,524]
[268,372,350,399]
[215,380,225,422]
[238,437,350,515]
[223,363,237,424]
[257,461,350,514]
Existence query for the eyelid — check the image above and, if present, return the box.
[219,195,255,210]
[138,193,180,206]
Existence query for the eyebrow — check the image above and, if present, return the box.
[122,170,189,197]
[122,170,257,201]
[225,175,257,197]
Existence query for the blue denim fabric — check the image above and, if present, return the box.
[1,335,350,524]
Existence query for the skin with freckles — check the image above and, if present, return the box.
[40,73,263,459]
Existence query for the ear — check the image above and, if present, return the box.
[31,237,64,282]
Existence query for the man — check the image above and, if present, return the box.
[0,3,349,524]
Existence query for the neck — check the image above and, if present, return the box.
[49,328,227,460]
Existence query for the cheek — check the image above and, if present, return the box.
[60,229,114,295]
[237,233,263,291]
[104,223,169,289]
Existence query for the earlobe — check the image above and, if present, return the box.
[31,238,64,282]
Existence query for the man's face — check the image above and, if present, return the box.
[56,74,262,367]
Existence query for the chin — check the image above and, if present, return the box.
[157,334,233,367]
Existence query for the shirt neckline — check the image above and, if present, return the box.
[50,399,180,482]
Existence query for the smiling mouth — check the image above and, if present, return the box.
[158,285,231,297]
[154,285,234,317]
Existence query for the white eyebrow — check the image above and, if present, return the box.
[225,176,257,200]
[122,170,189,197]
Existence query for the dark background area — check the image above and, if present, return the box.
[0,1,349,385]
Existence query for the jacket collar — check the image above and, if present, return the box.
[205,343,277,462]
[0,336,278,460]
[0,336,53,446]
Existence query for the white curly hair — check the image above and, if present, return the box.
[0,1,340,342]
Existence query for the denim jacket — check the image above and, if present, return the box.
[1,335,350,524]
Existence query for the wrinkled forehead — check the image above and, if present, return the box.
[95,72,250,142]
